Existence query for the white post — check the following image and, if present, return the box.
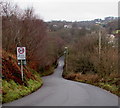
[21,60,23,81]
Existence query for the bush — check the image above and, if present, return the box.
[62,32,119,96]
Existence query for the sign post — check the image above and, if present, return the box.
[21,60,23,81]
[17,47,26,81]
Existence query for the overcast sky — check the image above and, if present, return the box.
[3,0,119,21]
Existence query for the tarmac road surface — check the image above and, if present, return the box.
[3,56,119,106]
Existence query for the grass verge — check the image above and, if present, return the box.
[2,78,43,103]
[40,66,55,77]
[63,73,120,96]
[2,69,43,104]
[40,62,58,77]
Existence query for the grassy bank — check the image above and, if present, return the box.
[2,50,59,103]
[2,50,43,103]
[40,66,55,77]
[39,61,58,77]
[2,59,59,103]
[2,78,43,103]
[2,68,43,103]
[63,73,120,96]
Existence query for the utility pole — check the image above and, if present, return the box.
[64,47,68,73]
[99,30,102,60]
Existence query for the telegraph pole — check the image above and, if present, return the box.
[99,30,102,60]
[64,47,68,73]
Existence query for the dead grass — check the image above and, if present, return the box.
[2,50,43,103]
[63,73,120,96]
[2,50,38,84]
[64,73,100,83]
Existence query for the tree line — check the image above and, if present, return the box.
[1,2,65,73]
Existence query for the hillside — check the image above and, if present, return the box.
[1,1,119,104]
[1,2,64,103]
[2,50,43,103]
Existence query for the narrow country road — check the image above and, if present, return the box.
[3,56,118,106]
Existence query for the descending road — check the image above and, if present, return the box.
[3,56,118,106]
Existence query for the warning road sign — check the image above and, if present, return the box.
[17,47,26,60]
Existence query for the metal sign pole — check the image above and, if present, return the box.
[17,47,26,82]
[21,60,23,81]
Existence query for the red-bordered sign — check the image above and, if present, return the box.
[18,47,24,54]
[17,47,26,60]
